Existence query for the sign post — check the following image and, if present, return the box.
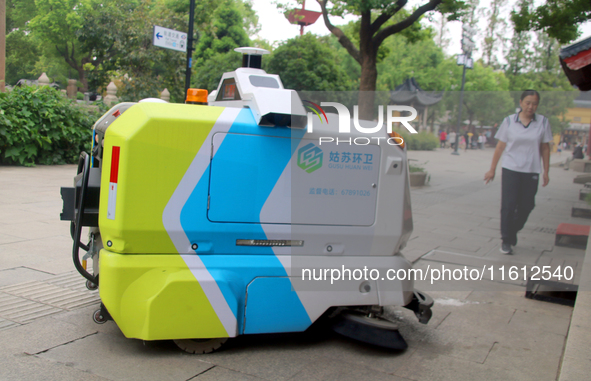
[452,23,476,156]
[152,25,187,53]
[152,1,196,100]
[185,0,196,97]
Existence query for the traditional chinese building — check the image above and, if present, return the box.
[560,36,591,156]
[389,78,444,133]
[560,36,591,91]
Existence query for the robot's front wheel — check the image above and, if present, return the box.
[92,309,107,324]
[86,280,98,291]
[173,338,228,354]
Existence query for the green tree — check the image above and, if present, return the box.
[165,0,259,38]
[6,0,36,32]
[462,65,513,129]
[10,0,256,99]
[5,30,39,85]
[505,1,534,77]
[371,28,458,130]
[505,29,533,76]
[28,0,91,90]
[5,0,83,88]
[27,0,139,92]
[31,51,74,88]
[439,61,513,132]
[480,0,508,68]
[434,13,451,51]
[191,0,251,92]
[5,0,41,85]
[233,0,260,37]
[76,0,139,91]
[195,0,250,60]
[192,51,242,92]
[266,34,351,91]
[376,28,455,92]
[113,1,188,102]
[27,0,218,96]
[511,0,591,43]
[532,31,562,73]
[289,0,467,119]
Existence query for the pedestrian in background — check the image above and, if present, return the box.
[448,131,456,150]
[440,130,447,148]
[564,142,585,170]
[484,90,552,255]
[478,133,486,149]
[573,142,584,159]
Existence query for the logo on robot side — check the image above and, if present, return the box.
[297,143,323,173]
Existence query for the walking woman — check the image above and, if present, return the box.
[484,90,552,254]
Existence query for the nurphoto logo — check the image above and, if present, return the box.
[304,101,418,146]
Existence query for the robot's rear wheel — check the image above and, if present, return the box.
[92,309,107,324]
[86,280,98,291]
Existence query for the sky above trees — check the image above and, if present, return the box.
[251,0,591,61]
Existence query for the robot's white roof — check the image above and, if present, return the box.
[234,47,270,56]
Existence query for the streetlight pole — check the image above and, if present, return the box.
[185,0,196,96]
[452,58,468,155]
[452,23,476,155]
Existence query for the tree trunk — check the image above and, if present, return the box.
[358,52,378,121]
[77,67,88,92]
[58,43,89,92]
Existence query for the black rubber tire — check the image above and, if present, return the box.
[93,309,107,324]
[173,338,228,354]
[86,280,98,291]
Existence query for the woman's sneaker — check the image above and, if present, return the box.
[500,243,513,254]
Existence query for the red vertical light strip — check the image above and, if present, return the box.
[107,146,121,221]
[110,146,120,183]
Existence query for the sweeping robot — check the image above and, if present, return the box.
[61,47,433,353]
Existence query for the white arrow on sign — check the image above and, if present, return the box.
[153,25,187,53]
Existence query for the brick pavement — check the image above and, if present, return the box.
[0,147,587,380]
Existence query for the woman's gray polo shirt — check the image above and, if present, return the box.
[494,113,552,174]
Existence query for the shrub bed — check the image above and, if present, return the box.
[0,86,99,166]
[397,130,439,151]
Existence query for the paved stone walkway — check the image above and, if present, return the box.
[0,147,587,380]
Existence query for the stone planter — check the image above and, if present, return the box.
[409,172,428,187]
[570,159,591,173]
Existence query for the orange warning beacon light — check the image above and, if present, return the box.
[186,88,208,104]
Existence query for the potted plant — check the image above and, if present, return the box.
[408,161,429,187]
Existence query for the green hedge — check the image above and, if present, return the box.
[0,86,98,166]
[395,130,439,151]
